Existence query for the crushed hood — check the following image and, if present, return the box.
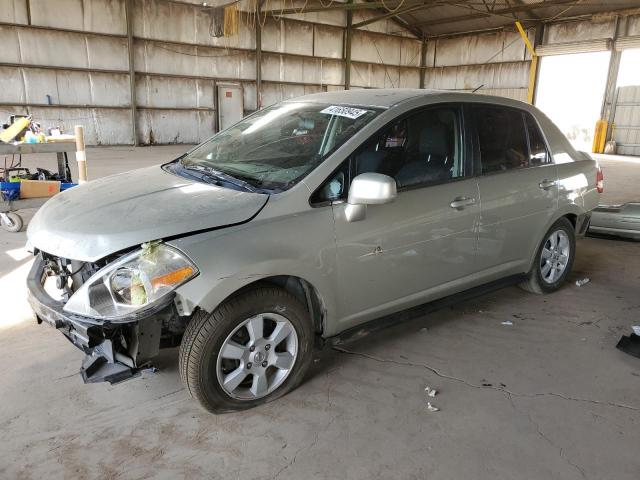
[27,165,268,262]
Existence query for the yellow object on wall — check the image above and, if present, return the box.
[592,119,608,154]
[224,4,238,36]
[0,117,30,143]
[515,21,537,105]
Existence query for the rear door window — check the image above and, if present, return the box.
[473,106,529,174]
[525,113,551,166]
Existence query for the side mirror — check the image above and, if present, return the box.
[345,173,397,222]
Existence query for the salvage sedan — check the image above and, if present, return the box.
[26,89,601,413]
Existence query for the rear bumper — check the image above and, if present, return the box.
[576,212,592,237]
[27,255,170,384]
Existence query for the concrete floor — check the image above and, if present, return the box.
[0,147,639,480]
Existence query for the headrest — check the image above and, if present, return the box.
[298,118,315,130]
[419,122,450,157]
[356,150,387,173]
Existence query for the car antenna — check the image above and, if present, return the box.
[472,84,484,93]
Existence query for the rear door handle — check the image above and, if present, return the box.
[539,179,557,190]
[450,196,476,210]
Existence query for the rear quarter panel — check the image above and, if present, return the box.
[534,111,600,215]
[527,110,600,270]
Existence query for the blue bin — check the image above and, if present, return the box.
[0,182,20,201]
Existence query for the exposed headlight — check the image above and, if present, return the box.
[63,243,198,320]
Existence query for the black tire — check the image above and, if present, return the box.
[519,217,576,294]
[1,212,23,233]
[179,286,314,413]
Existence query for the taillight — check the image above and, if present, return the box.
[596,168,604,193]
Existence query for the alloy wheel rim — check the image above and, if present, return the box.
[540,229,570,284]
[216,313,298,400]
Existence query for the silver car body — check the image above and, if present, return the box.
[28,89,600,338]
[589,203,640,241]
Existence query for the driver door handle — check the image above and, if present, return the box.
[450,196,476,210]
[539,179,557,190]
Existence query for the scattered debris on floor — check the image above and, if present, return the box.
[420,327,428,332]
[426,402,440,412]
[424,386,437,397]
[616,332,640,359]
[501,320,514,326]
[575,278,590,287]
[632,326,640,336]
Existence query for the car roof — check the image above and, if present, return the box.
[284,88,534,111]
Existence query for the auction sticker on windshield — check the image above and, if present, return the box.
[320,105,369,119]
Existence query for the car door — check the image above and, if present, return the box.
[472,105,559,278]
[319,105,480,331]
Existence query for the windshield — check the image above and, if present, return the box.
[177,102,380,192]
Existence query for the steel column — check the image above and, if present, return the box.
[531,23,545,105]
[419,38,427,89]
[256,0,264,109]
[344,0,353,90]
[602,16,627,141]
[125,0,138,146]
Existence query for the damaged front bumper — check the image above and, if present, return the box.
[27,256,173,384]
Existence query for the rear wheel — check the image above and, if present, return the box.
[179,286,314,413]
[519,217,575,294]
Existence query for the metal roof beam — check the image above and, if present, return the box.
[388,16,425,40]
[261,0,433,16]
[355,1,431,38]
[509,0,542,21]
[413,0,576,28]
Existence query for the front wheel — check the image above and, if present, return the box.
[519,217,576,294]
[179,286,314,413]
[1,212,23,232]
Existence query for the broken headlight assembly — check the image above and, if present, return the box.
[63,243,198,320]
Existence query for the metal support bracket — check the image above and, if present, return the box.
[516,21,537,105]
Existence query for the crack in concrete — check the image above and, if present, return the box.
[507,393,588,480]
[272,430,320,480]
[272,413,340,480]
[154,388,184,400]
[333,347,640,412]
[272,371,340,480]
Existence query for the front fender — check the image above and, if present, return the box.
[168,207,339,335]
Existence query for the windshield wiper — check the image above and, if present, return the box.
[181,164,259,193]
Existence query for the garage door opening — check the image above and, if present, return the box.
[611,48,640,156]
[617,48,640,87]
[535,51,611,151]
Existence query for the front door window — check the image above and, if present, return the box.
[354,107,464,189]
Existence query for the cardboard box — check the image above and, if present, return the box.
[19,180,60,199]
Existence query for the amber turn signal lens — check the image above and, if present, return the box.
[151,266,195,289]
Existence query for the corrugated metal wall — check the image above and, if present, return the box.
[0,0,423,145]
[422,29,533,102]
[612,85,640,156]
[2,1,636,146]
